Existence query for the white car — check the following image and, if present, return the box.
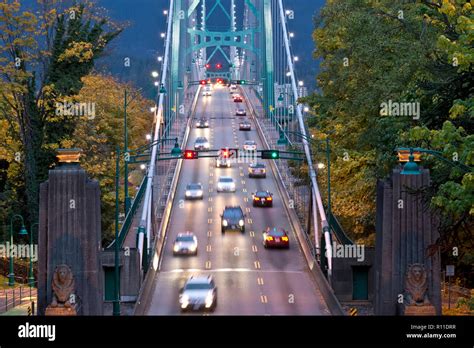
[194,137,210,151]
[179,275,217,311]
[217,176,236,192]
[202,86,212,96]
[173,232,198,255]
[216,156,231,168]
[243,140,257,151]
[185,183,203,199]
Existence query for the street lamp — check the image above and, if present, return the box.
[157,56,163,62]
[151,71,159,78]
[146,134,152,141]
[298,80,304,87]
[154,81,160,87]
[289,32,294,38]
[28,222,38,287]
[163,10,168,15]
[160,33,166,39]
[113,146,121,316]
[397,147,472,175]
[8,215,27,286]
[294,56,299,62]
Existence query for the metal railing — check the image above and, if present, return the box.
[0,283,37,314]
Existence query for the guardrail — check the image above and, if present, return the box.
[107,176,148,250]
[241,86,345,315]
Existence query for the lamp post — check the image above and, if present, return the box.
[28,222,38,287]
[113,146,121,316]
[397,147,473,175]
[8,215,27,286]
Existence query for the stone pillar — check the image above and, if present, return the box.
[38,149,103,315]
[374,167,441,315]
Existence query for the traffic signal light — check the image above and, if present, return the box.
[200,80,207,85]
[221,148,229,158]
[183,150,198,159]
[261,150,279,159]
[236,80,246,85]
[217,78,222,84]
[216,63,222,69]
[205,64,210,69]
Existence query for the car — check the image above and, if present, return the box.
[196,118,209,128]
[217,176,236,192]
[194,136,210,151]
[248,162,266,178]
[173,232,198,256]
[185,183,204,200]
[243,140,257,151]
[235,108,246,116]
[252,191,273,207]
[233,95,243,103]
[216,156,231,168]
[229,84,237,90]
[239,120,251,131]
[179,275,217,311]
[263,227,290,249]
[202,86,212,97]
[221,206,245,233]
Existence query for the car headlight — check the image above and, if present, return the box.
[180,294,189,304]
[205,293,214,307]
[196,190,203,196]
[188,245,197,252]
[185,191,191,196]
[222,219,228,226]
[174,245,180,252]
[239,219,244,226]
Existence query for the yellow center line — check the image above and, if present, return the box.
[206,245,212,252]
[254,261,261,269]
[257,277,264,285]
[249,231,255,237]
[260,295,268,303]
[252,245,258,252]
[205,261,212,269]
[208,219,213,224]
[207,231,212,237]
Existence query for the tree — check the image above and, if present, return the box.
[0,0,121,228]
[305,0,473,269]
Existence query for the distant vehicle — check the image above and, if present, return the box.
[263,227,289,249]
[185,183,203,200]
[202,85,212,96]
[248,162,266,178]
[196,118,209,128]
[243,140,257,151]
[194,136,210,151]
[221,206,245,233]
[239,120,251,131]
[235,108,246,116]
[229,84,237,90]
[216,156,231,168]
[217,176,236,192]
[233,95,243,103]
[179,275,217,311]
[252,191,273,207]
[173,232,198,256]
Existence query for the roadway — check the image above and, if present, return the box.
[145,85,330,315]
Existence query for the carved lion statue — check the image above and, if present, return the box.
[404,263,430,306]
[51,264,75,308]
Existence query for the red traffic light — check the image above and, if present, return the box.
[205,64,210,69]
[217,78,222,84]
[216,63,222,69]
[184,150,198,159]
[221,148,229,158]
[200,80,207,85]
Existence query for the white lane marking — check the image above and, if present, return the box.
[249,231,255,237]
[260,295,268,303]
[257,277,264,285]
[206,245,212,252]
[254,261,261,269]
[205,261,212,269]
[252,245,258,252]
[207,230,212,237]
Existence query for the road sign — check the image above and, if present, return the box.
[349,307,358,316]
[446,265,455,276]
